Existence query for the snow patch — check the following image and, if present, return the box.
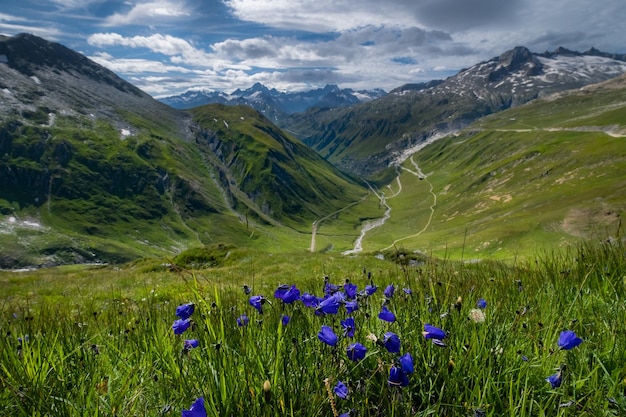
[30,76,41,85]
[120,128,131,139]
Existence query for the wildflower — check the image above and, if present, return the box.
[399,352,414,374]
[274,284,300,304]
[300,293,319,308]
[346,342,367,361]
[318,325,338,346]
[324,281,339,296]
[469,308,485,323]
[249,295,266,314]
[476,298,487,309]
[546,371,562,388]
[172,318,191,335]
[242,285,251,295]
[388,365,409,387]
[384,284,395,298]
[557,330,582,350]
[176,303,195,320]
[316,293,342,315]
[382,332,401,353]
[333,381,349,399]
[182,397,207,417]
[237,314,249,327]
[345,300,359,314]
[184,339,199,349]
[281,315,290,326]
[422,324,446,340]
[344,282,358,299]
[378,305,396,322]
[403,288,412,295]
[364,284,377,295]
[341,317,356,338]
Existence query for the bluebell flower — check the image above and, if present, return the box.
[388,365,409,387]
[242,285,251,295]
[249,295,266,314]
[558,330,582,350]
[237,314,249,327]
[318,325,338,346]
[422,324,446,340]
[300,293,319,308]
[365,284,377,295]
[344,282,358,299]
[403,288,412,295]
[384,284,395,298]
[477,298,487,309]
[316,293,342,315]
[281,315,290,326]
[346,342,367,361]
[333,381,349,399]
[172,318,191,335]
[378,305,396,322]
[383,332,401,353]
[324,282,339,296]
[176,303,195,320]
[399,352,414,374]
[275,284,300,304]
[182,397,207,417]
[184,339,199,349]
[341,317,355,338]
[345,300,359,314]
[546,371,562,388]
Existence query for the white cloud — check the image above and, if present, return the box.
[103,0,193,26]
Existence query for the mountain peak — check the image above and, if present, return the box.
[497,46,534,69]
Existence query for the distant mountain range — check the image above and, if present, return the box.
[1,33,626,267]
[159,83,387,123]
[283,46,626,176]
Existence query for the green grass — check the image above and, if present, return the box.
[1,240,625,416]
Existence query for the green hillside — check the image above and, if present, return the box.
[349,75,626,259]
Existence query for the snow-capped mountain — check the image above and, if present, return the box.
[159,83,387,122]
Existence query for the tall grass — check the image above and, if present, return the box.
[1,239,625,416]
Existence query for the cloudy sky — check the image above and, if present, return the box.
[1,0,624,97]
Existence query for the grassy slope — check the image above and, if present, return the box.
[355,76,626,259]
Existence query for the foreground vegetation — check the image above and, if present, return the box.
[1,238,625,416]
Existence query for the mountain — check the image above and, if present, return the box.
[284,46,626,177]
[159,83,387,123]
[0,34,367,268]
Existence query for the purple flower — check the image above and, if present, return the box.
[275,284,300,304]
[237,314,249,327]
[172,318,191,335]
[477,298,487,309]
[403,288,412,295]
[324,282,339,296]
[300,293,319,308]
[384,284,395,298]
[316,293,342,315]
[333,381,349,399]
[558,330,582,350]
[176,303,195,320]
[422,324,446,340]
[345,300,359,314]
[346,343,367,361]
[318,325,338,346]
[182,397,207,417]
[281,315,290,326]
[382,332,401,353]
[249,295,266,314]
[546,371,562,388]
[431,339,447,348]
[365,284,377,296]
[388,365,409,387]
[378,305,396,322]
[399,352,414,374]
[341,317,356,338]
[344,282,358,299]
[184,339,199,349]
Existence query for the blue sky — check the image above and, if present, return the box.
[1,0,624,98]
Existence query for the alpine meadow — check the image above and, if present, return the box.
[1,34,626,417]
